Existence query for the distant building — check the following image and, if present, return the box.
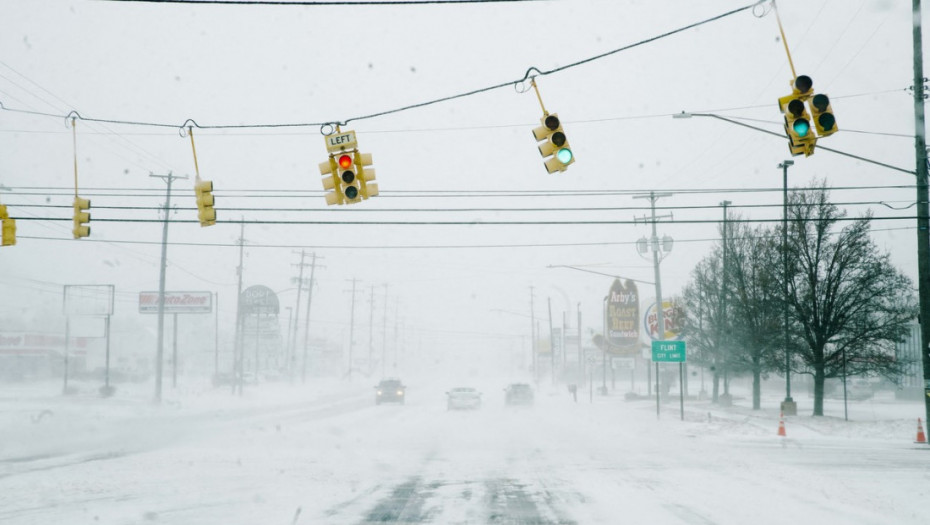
[895,322,922,400]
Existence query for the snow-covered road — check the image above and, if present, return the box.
[1,380,927,525]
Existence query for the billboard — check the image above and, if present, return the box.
[643,300,684,341]
[606,279,640,354]
[139,291,213,314]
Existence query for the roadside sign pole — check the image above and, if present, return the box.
[679,362,685,421]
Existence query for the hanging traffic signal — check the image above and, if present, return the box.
[0,205,15,247]
[778,75,816,157]
[320,129,379,205]
[194,179,216,227]
[533,113,574,173]
[337,153,361,202]
[72,196,91,239]
[809,93,837,138]
[358,152,378,199]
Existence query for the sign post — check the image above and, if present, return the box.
[652,340,687,420]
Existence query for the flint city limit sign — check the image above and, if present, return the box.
[651,340,686,363]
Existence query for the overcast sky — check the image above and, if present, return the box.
[0,0,919,375]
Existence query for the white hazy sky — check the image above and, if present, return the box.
[0,0,920,372]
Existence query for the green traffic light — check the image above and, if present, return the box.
[556,147,573,164]
[793,119,810,138]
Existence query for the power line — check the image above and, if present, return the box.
[0,2,760,131]
[103,0,544,4]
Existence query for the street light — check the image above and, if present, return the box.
[779,160,798,416]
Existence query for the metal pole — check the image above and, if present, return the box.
[382,284,388,378]
[578,305,583,389]
[302,253,317,383]
[843,346,848,421]
[912,0,930,432]
[369,285,375,374]
[347,278,358,379]
[104,314,111,390]
[530,286,537,384]
[63,317,70,394]
[233,221,245,396]
[214,292,219,377]
[172,313,178,388]
[779,161,796,415]
[548,297,555,385]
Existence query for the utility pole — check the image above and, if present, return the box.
[150,171,186,403]
[912,0,930,430]
[347,278,359,379]
[368,285,375,375]
[530,286,537,384]
[233,221,245,396]
[291,250,306,382]
[548,297,555,385]
[634,191,674,419]
[720,200,732,401]
[382,284,389,378]
[301,253,318,383]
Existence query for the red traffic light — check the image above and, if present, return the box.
[338,154,353,169]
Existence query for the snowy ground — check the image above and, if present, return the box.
[1,377,928,525]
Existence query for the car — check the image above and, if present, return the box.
[375,378,406,405]
[446,387,482,410]
[504,383,534,406]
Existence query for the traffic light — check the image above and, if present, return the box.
[336,153,362,203]
[778,75,816,157]
[72,196,91,239]
[809,93,837,138]
[358,152,378,199]
[533,113,574,173]
[194,179,216,227]
[0,205,15,247]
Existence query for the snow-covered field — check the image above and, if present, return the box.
[1,377,928,525]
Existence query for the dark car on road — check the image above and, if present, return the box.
[375,378,406,405]
[504,383,534,406]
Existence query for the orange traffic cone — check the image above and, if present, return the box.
[777,412,787,437]
[916,418,927,444]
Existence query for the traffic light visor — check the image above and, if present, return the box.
[544,115,560,130]
[794,75,812,94]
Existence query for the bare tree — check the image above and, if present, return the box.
[724,221,783,409]
[781,185,916,416]
[682,243,728,402]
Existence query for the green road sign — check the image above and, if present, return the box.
[651,340,686,362]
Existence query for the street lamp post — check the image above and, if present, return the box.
[779,160,798,416]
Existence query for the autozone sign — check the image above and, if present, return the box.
[139,291,213,314]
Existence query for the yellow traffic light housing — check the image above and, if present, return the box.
[358,152,378,199]
[194,179,217,227]
[72,196,91,239]
[809,93,837,138]
[320,129,378,205]
[533,113,574,173]
[0,205,15,247]
[778,75,816,157]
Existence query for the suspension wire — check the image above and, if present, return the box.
[0,2,762,131]
[71,117,78,197]
[102,0,545,4]
[772,0,798,80]
[12,215,916,226]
